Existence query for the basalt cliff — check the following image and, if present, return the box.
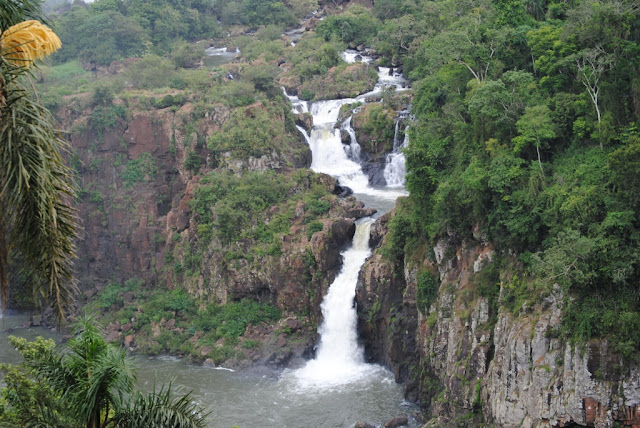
[357,209,640,427]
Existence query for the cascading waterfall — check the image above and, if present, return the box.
[285,49,411,390]
[340,116,361,161]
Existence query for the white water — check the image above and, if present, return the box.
[204,46,240,68]
[341,116,361,161]
[291,219,382,388]
[384,127,409,187]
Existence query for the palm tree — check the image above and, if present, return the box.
[2,317,208,428]
[0,0,79,320]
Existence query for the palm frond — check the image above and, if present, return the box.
[0,0,48,31]
[106,381,209,428]
[0,63,79,321]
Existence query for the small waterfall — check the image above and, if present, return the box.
[384,127,409,188]
[282,87,309,115]
[295,125,311,145]
[294,219,378,387]
[340,116,361,161]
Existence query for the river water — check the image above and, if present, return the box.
[1,51,419,427]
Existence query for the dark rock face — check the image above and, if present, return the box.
[55,97,359,336]
[360,157,387,187]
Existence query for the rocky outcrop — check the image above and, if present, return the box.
[356,209,640,428]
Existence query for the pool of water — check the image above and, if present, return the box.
[1,311,421,428]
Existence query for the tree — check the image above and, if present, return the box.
[1,1,79,320]
[0,317,208,428]
[574,47,612,148]
[512,104,556,173]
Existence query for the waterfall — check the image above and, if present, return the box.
[384,127,409,188]
[284,49,412,389]
[341,116,361,161]
[294,219,377,387]
[295,125,311,145]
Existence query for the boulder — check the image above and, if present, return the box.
[384,416,408,428]
[123,291,135,303]
[124,335,134,347]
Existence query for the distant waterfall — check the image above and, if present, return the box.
[383,126,409,187]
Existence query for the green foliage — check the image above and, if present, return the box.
[316,6,379,46]
[89,103,127,140]
[194,300,281,340]
[121,153,158,187]
[0,319,207,427]
[353,103,396,154]
[208,100,300,159]
[54,7,149,65]
[307,199,331,215]
[125,55,177,89]
[184,150,203,174]
[376,0,640,357]
[416,271,439,314]
[307,221,323,239]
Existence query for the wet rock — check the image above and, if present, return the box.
[203,358,215,367]
[335,184,353,197]
[354,423,375,428]
[341,128,351,145]
[276,335,287,348]
[284,318,301,331]
[384,416,408,427]
[361,159,388,187]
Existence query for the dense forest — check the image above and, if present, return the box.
[373,0,640,360]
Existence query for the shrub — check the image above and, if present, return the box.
[416,271,439,314]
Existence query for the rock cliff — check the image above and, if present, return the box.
[357,208,640,428]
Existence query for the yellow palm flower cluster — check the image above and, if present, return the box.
[0,20,61,68]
